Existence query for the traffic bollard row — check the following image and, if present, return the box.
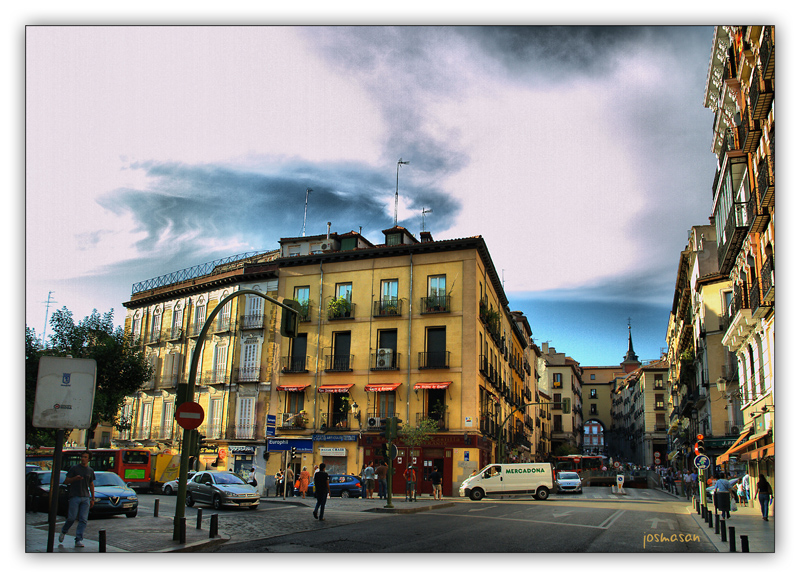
[99,529,106,553]
[210,514,218,538]
[741,535,749,552]
[729,526,736,552]
[197,508,203,530]
[720,519,727,542]
[154,498,159,517]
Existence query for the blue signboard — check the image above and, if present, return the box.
[694,454,711,470]
[267,438,314,452]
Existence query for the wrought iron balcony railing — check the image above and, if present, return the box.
[281,356,309,373]
[421,294,450,314]
[373,298,401,317]
[418,351,450,369]
[325,354,353,372]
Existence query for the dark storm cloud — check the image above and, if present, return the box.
[98,159,461,264]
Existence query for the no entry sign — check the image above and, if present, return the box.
[176,401,204,430]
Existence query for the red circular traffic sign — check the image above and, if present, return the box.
[176,401,204,430]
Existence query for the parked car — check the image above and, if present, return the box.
[185,471,260,510]
[297,474,362,498]
[25,470,66,512]
[161,472,196,495]
[555,471,582,494]
[86,471,140,517]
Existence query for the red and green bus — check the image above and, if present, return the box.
[27,448,154,492]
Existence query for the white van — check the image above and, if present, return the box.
[459,463,554,501]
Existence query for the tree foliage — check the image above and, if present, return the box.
[553,442,580,456]
[25,308,153,447]
[398,417,439,449]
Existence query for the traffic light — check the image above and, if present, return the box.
[280,299,300,338]
[188,430,199,456]
[291,447,297,460]
[380,417,389,438]
[695,434,705,456]
[387,416,402,440]
[561,398,571,414]
[198,433,207,450]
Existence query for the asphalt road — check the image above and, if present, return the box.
[146,488,716,553]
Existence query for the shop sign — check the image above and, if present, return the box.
[267,438,314,452]
[229,446,256,454]
[312,434,358,442]
[320,448,347,456]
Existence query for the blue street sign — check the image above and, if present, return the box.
[267,414,277,426]
[694,454,711,470]
[267,438,313,453]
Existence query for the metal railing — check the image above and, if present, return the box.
[325,354,353,372]
[240,314,268,331]
[281,356,309,373]
[320,412,350,430]
[419,351,450,369]
[278,413,308,430]
[420,294,450,313]
[233,365,265,382]
[371,351,400,371]
[373,298,402,317]
[233,424,257,439]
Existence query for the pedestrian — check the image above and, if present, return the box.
[404,465,417,501]
[430,466,443,500]
[313,463,330,521]
[712,474,739,520]
[359,463,368,499]
[683,470,691,498]
[375,460,388,499]
[363,461,375,499]
[298,466,311,498]
[690,470,698,497]
[248,467,258,487]
[58,450,96,548]
[275,469,284,496]
[742,471,751,505]
[756,474,773,521]
[285,467,295,497]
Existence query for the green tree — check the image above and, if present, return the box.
[25,308,153,447]
[398,417,439,459]
[553,442,580,456]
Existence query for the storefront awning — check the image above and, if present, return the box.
[276,384,310,392]
[735,435,773,462]
[715,427,753,465]
[365,383,401,392]
[667,450,680,461]
[414,381,452,389]
[318,384,355,393]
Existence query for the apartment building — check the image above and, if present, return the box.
[581,365,623,456]
[540,343,582,453]
[273,226,536,496]
[702,26,774,486]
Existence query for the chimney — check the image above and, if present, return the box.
[327,222,331,239]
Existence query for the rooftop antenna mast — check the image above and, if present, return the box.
[302,188,313,237]
[395,158,409,227]
[41,290,56,346]
[422,207,432,231]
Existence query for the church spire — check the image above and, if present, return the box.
[622,320,640,370]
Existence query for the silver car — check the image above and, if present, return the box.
[161,471,196,495]
[186,471,259,510]
[556,471,583,493]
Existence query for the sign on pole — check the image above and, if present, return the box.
[694,454,711,470]
[32,356,97,429]
[175,402,205,430]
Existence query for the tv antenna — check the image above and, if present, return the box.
[302,188,313,237]
[41,290,57,346]
[422,207,432,231]
[394,158,410,226]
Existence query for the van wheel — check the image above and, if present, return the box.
[535,486,550,500]
[469,488,484,501]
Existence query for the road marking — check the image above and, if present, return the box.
[645,517,675,530]
[468,506,497,513]
[424,511,609,530]
[598,510,625,529]
[552,511,574,518]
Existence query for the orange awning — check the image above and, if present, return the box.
[414,381,452,389]
[740,442,774,462]
[277,384,310,392]
[365,383,401,392]
[318,384,355,393]
[715,427,752,465]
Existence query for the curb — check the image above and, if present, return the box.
[156,533,231,553]
[364,502,455,514]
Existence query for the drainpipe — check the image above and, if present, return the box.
[314,260,325,431]
[407,252,413,426]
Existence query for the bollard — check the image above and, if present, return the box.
[99,529,106,553]
[154,498,159,517]
[197,507,203,530]
[728,526,736,552]
[715,513,720,534]
[741,535,749,552]
[720,519,727,542]
[180,517,186,544]
[708,511,714,528]
[696,500,701,515]
[210,514,218,538]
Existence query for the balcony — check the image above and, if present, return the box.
[370,350,400,371]
[199,369,227,385]
[240,314,267,331]
[281,356,309,373]
[167,327,184,341]
[420,294,451,314]
[741,106,762,154]
[325,354,353,372]
[717,201,750,275]
[160,373,180,388]
[373,298,402,317]
[760,27,774,80]
[213,316,233,333]
[416,412,449,431]
[757,155,775,210]
[233,424,257,439]
[749,69,774,121]
[480,415,499,439]
[725,420,745,436]
[418,351,450,369]
[327,300,355,321]
[320,412,351,431]
[278,413,308,430]
[233,365,266,382]
[761,256,774,304]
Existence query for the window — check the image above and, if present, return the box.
[387,233,401,246]
[553,393,561,403]
[590,374,596,380]
[425,275,448,311]
[590,389,597,399]
[377,392,396,417]
[131,313,142,341]
[330,331,351,371]
[172,303,184,338]
[209,398,223,438]
[218,298,231,329]
[423,327,448,368]
[341,237,357,251]
[150,308,162,340]
[194,299,207,331]
[240,341,262,380]
[590,404,597,415]
[287,392,304,415]
[553,373,562,388]
[336,283,352,301]
[213,343,228,383]
[378,279,399,315]
[243,294,263,328]
[161,401,174,439]
[139,402,152,438]
[294,286,311,320]
[236,397,255,438]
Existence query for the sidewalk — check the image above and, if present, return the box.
[25,511,229,553]
[685,497,775,553]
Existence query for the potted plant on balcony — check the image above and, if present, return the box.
[327,296,351,319]
[297,299,311,321]
[380,300,398,316]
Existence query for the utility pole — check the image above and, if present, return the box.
[302,188,313,237]
[394,158,409,226]
[41,291,56,346]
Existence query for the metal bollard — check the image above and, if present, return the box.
[715,514,720,534]
[180,517,186,544]
[154,498,159,517]
[708,511,714,528]
[728,526,736,552]
[720,519,727,542]
[99,529,106,553]
[696,500,701,515]
[197,507,203,529]
[210,514,218,538]
[741,535,749,552]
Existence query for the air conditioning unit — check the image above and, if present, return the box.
[320,241,334,251]
[730,426,739,435]
[377,348,394,368]
[367,416,381,428]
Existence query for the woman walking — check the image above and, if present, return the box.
[298,466,311,498]
[756,474,773,521]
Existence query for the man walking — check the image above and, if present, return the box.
[59,450,95,548]
[404,465,416,502]
[313,463,330,521]
[363,461,375,499]
[375,460,388,499]
[430,466,443,500]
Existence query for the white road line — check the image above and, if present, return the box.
[598,510,625,529]
[423,511,609,530]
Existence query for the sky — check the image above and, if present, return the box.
[23,23,724,366]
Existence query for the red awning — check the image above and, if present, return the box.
[277,384,310,392]
[318,384,355,393]
[414,381,452,390]
[715,427,752,465]
[365,383,401,392]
